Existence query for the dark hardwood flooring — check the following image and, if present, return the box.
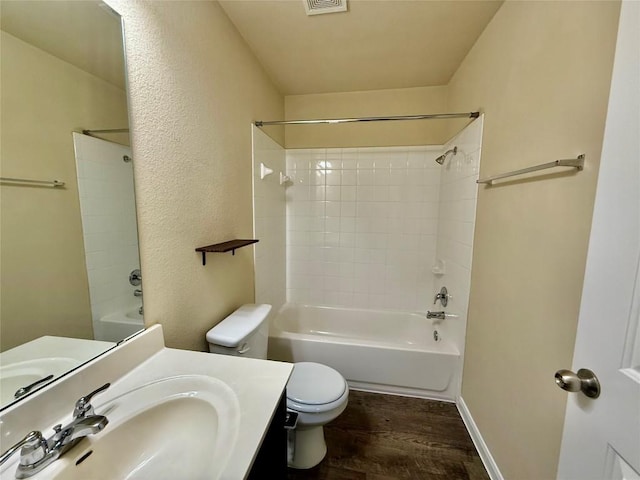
[288,390,489,480]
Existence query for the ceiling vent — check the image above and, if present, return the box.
[303,0,348,16]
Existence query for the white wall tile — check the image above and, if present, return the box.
[339,186,355,202]
[283,146,447,311]
[357,170,375,185]
[433,117,483,376]
[74,134,141,340]
[326,186,340,201]
[341,170,357,185]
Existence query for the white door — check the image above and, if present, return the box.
[557,2,640,479]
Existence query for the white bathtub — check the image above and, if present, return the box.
[268,303,460,400]
[96,308,144,343]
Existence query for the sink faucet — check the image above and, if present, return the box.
[0,383,110,479]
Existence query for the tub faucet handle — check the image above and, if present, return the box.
[433,286,449,307]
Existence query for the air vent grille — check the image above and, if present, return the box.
[303,0,348,16]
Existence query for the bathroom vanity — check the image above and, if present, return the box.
[0,325,292,479]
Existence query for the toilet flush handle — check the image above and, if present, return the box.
[237,343,251,354]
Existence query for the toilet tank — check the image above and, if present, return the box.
[206,304,272,359]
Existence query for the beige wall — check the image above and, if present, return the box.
[0,31,129,350]
[106,0,284,351]
[448,2,620,479]
[284,86,449,148]
[52,1,620,476]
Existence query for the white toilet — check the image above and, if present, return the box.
[206,304,349,469]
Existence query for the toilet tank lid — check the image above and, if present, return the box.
[206,304,272,348]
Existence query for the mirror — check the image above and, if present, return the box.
[0,1,142,409]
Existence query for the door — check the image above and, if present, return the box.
[557,2,640,479]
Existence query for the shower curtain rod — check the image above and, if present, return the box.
[82,128,129,136]
[255,111,480,127]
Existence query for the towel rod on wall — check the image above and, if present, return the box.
[255,111,480,127]
[477,155,585,185]
[82,128,129,137]
[0,177,65,187]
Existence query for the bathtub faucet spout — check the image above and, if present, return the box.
[426,311,446,320]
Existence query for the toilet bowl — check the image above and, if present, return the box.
[205,304,349,469]
[285,362,349,469]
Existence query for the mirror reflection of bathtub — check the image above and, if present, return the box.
[97,308,145,343]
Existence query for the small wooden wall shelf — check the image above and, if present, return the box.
[195,239,259,265]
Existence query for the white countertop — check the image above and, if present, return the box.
[0,326,293,480]
[96,348,293,479]
[0,336,115,408]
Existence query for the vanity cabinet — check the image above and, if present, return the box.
[248,391,287,478]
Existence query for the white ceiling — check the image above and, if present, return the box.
[219,0,503,95]
[0,0,126,89]
[0,0,502,97]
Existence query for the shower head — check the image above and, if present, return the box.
[435,146,458,165]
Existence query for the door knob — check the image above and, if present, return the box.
[554,368,600,398]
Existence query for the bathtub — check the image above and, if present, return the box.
[268,303,460,400]
[96,308,144,343]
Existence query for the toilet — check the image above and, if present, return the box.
[206,304,349,469]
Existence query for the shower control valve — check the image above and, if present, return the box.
[433,286,449,307]
[129,269,142,286]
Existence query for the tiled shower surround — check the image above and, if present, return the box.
[252,127,286,314]
[433,120,483,388]
[252,118,482,317]
[73,133,141,340]
[253,119,483,396]
[285,146,442,312]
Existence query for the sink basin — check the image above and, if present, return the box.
[0,358,78,404]
[50,375,240,480]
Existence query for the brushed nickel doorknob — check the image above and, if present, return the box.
[554,368,600,399]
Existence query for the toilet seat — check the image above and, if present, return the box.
[287,362,347,413]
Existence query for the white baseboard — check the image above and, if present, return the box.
[456,396,504,480]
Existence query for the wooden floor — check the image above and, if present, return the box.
[288,390,489,480]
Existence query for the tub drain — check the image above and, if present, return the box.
[433,330,440,342]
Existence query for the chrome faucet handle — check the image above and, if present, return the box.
[73,383,110,419]
[433,286,449,307]
[0,431,48,467]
